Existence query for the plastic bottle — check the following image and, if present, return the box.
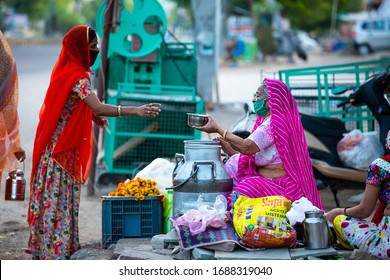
[163,190,173,233]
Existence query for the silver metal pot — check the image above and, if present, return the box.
[169,140,232,217]
[303,210,330,250]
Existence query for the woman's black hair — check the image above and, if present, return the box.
[88,27,97,43]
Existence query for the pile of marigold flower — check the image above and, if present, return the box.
[108,177,161,201]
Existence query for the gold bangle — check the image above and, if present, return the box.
[222,129,228,140]
[344,207,351,216]
[117,105,122,117]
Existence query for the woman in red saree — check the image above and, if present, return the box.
[28,26,161,259]
[0,30,26,188]
[193,78,325,211]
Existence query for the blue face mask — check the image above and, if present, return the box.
[253,99,269,117]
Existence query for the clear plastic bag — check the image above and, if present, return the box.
[171,195,228,235]
[337,129,384,170]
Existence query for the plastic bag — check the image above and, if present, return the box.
[286,197,320,226]
[171,195,228,235]
[134,158,175,194]
[337,129,384,170]
[232,194,296,249]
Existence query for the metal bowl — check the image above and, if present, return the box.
[187,113,208,126]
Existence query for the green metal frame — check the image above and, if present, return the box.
[278,58,390,131]
[104,83,203,174]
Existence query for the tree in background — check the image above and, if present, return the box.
[277,0,364,35]
[1,0,50,25]
[0,0,101,36]
[250,0,278,58]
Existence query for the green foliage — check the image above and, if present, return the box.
[278,0,365,34]
[171,0,191,10]
[1,0,51,23]
[54,2,85,34]
[227,0,365,34]
[1,0,101,35]
[81,0,102,28]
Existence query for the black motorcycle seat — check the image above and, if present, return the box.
[300,113,347,137]
[300,113,347,167]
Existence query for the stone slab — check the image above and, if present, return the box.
[113,238,153,256]
[289,247,339,260]
[118,248,174,260]
[202,241,237,252]
[214,247,291,260]
[164,229,179,243]
[192,248,216,260]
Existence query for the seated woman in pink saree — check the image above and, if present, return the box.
[193,78,325,210]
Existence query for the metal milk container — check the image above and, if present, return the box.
[169,140,232,217]
[303,210,330,249]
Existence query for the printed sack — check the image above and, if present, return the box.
[232,194,296,249]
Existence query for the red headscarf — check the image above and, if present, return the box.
[31,26,94,185]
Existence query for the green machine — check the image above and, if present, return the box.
[94,0,203,189]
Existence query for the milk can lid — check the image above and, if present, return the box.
[304,210,324,218]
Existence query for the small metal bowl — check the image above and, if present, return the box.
[187,113,209,126]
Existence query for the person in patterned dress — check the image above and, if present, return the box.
[0,30,26,188]
[28,26,161,260]
[325,129,390,259]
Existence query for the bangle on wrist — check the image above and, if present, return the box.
[222,129,228,140]
[344,207,351,216]
[117,105,122,117]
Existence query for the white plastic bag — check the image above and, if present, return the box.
[134,158,175,193]
[337,129,384,170]
[286,197,320,226]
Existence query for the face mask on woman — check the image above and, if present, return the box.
[89,50,99,66]
[253,99,269,117]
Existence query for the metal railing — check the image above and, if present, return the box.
[277,58,390,132]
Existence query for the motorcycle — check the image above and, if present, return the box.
[230,70,390,207]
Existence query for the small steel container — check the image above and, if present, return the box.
[303,210,330,250]
[187,113,208,127]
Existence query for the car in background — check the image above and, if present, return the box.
[341,13,390,55]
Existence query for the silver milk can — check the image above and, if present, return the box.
[172,140,220,180]
[303,210,330,249]
[5,166,26,201]
[169,140,232,217]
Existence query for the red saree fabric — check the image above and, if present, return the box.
[31,26,93,188]
[235,78,325,210]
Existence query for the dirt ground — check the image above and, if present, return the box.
[0,184,103,260]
